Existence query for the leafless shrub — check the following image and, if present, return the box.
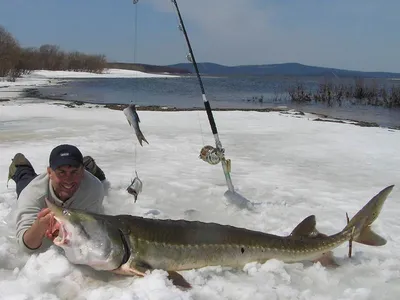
[288,82,312,103]
[387,85,400,108]
[287,77,400,108]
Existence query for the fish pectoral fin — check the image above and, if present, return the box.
[167,271,192,289]
[135,259,191,288]
[111,265,147,277]
[354,226,387,246]
[313,251,339,268]
[113,262,192,289]
[111,259,153,277]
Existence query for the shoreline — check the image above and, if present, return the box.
[1,69,399,131]
[3,92,398,131]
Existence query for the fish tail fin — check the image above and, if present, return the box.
[344,185,394,246]
[353,226,387,246]
[139,135,149,146]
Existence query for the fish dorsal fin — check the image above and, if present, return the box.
[289,215,328,239]
[289,215,317,237]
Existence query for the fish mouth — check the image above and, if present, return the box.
[53,219,69,246]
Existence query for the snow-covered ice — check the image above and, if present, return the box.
[0,86,399,299]
[0,68,180,101]
[30,68,181,79]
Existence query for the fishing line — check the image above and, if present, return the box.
[133,1,138,66]
[130,0,235,195]
[167,0,205,147]
[132,1,139,173]
[196,109,206,146]
[169,0,235,192]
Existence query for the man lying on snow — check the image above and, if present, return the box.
[7,144,107,253]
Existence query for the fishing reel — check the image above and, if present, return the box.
[199,145,232,172]
[199,145,222,165]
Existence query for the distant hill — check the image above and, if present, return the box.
[165,62,400,78]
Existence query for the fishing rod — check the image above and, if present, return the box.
[131,0,235,193]
[169,0,235,193]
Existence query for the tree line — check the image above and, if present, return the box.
[0,25,107,81]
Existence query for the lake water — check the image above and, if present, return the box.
[35,75,400,128]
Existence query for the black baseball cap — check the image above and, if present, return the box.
[49,144,84,170]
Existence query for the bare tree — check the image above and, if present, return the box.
[0,25,20,79]
[39,44,62,70]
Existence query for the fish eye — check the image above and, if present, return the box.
[62,209,70,216]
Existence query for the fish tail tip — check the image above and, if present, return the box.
[141,137,149,145]
[348,185,395,247]
[387,184,395,191]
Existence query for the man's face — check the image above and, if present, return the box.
[47,165,84,201]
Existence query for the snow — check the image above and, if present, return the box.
[30,68,181,79]
[0,80,400,299]
[0,68,180,100]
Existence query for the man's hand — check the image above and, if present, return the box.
[23,208,58,249]
[36,208,54,233]
[46,214,60,240]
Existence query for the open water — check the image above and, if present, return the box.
[35,75,400,128]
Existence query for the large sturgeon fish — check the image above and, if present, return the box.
[45,185,394,288]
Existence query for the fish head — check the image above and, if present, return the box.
[126,177,143,202]
[45,199,126,271]
[123,107,133,124]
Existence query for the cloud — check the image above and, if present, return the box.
[145,0,273,65]
[138,0,400,72]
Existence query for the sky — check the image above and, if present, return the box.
[1,77,399,298]
[1,0,400,72]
